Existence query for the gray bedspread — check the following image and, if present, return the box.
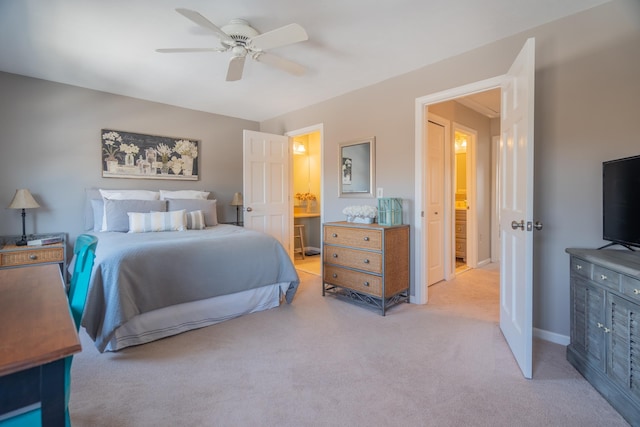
[83,225,299,352]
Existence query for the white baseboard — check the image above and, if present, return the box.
[477,258,491,267]
[534,327,569,346]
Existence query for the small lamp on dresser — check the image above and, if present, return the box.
[7,188,40,246]
[230,192,243,226]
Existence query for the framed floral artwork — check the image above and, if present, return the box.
[101,129,199,180]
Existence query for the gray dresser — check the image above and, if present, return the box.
[566,248,640,426]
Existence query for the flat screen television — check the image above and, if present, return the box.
[602,155,640,250]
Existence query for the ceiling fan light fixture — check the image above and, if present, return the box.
[161,9,308,81]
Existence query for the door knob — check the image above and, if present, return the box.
[533,221,543,230]
[511,220,525,230]
[245,207,253,212]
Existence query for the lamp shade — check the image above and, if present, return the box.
[230,192,243,206]
[8,189,40,209]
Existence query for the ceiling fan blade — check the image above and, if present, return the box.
[175,8,235,45]
[248,23,308,51]
[226,55,246,81]
[254,52,306,76]
[156,48,227,53]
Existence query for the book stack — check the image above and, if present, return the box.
[27,236,62,246]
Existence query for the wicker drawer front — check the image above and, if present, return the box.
[592,265,620,290]
[570,258,592,280]
[621,275,640,303]
[323,246,382,273]
[324,226,382,250]
[324,265,382,297]
[0,247,64,267]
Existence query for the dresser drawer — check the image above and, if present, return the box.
[0,247,64,267]
[455,222,466,235]
[570,257,592,280]
[620,275,640,303]
[324,265,382,297]
[324,246,382,273]
[592,265,621,290]
[324,226,382,250]
[455,240,466,257]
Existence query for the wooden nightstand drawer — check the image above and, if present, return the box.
[0,246,64,267]
[323,246,382,273]
[0,233,67,282]
[324,265,382,297]
[324,226,382,250]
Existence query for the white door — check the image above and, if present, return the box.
[499,38,536,379]
[243,130,291,252]
[427,119,445,285]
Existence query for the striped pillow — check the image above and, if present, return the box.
[186,210,206,230]
[127,210,186,233]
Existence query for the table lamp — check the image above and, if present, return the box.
[230,192,243,225]
[8,188,40,246]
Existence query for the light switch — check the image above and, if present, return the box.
[376,188,383,198]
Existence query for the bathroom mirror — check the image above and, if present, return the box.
[339,137,375,198]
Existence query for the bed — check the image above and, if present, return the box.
[81,189,300,352]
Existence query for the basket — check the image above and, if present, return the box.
[377,198,402,226]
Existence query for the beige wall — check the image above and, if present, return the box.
[0,72,259,243]
[261,0,640,338]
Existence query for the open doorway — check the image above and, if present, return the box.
[286,125,323,276]
[427,88,500,282]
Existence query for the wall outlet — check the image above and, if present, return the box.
[376,188,383,198]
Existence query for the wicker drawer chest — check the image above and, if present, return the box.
[0,234,67,282]
[322,221,409,315]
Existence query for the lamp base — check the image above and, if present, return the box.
[15,238,27,246]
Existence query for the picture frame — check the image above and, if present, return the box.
[339,137,375,198]
[101,129,199,180]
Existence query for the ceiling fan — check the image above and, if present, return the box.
[157,8,309,82]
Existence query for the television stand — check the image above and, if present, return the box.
[597,242,636,251]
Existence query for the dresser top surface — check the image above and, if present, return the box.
[566,248,640,278]
[324,221,408,230]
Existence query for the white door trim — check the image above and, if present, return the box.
[414,76,503,305]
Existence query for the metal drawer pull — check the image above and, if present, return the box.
[634,289,640,295]
[600,274,607,280]
[332,273,337,278]
[29,255,37,260]
[576,265,582,270]
[597,322,604,328]
[332,253,338,258]
[332,233,337,238]
[363,281,370,287]
[363,237,369,241]
[363,259,370,264]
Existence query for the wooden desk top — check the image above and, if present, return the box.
[0,264,81,376]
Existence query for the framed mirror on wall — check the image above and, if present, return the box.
[339,137,375,198]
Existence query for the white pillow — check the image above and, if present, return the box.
[159,190,210,200]
[99,189,160,200]
[127,210,186,233]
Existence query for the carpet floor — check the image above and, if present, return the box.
[69,266,629,426]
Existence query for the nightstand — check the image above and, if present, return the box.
[0,233,67,283]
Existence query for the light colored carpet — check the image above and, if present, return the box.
[69,266,629,427]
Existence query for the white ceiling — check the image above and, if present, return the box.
[0,0,609,122]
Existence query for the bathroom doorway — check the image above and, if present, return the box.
[287,125,323,276]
